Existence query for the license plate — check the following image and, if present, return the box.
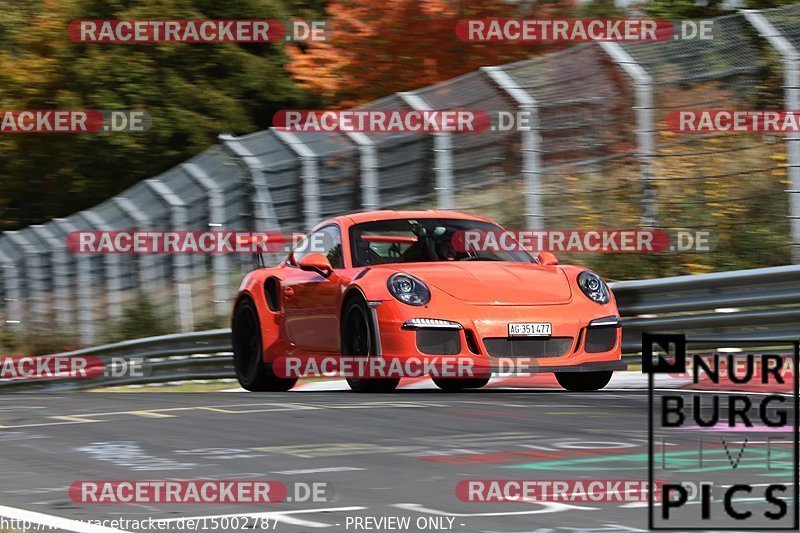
[508,322,552,337]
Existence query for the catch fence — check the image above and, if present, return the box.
[1,8,799,347]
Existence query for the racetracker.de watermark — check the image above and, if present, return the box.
[272,356,617,379]
[456,18,713,42]
[273,110,492,133]
[0,355,146,381]
[69,481,287,504]
[274,109,550,133]
[669,110,800,133]
[452,229,714,254]
[0,355,102,380]
[273,355,482,379]
[67,231,288,254]
[457,479,661,502]
[68,20,330,42]
[0,110,150,133]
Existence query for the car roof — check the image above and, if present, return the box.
[338,210,493,227]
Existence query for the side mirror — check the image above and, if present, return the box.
[298,253,334,277]
[537,251,559,266]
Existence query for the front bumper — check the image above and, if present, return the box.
[526,359,628,373]
[372,296,625,374]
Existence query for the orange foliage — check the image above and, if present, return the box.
[288,0,573,107]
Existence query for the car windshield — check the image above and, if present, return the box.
[349,218,532,266]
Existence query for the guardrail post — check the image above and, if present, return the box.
[482,66,545,230]
[744,10,800,263]
[218,134,281,233]
[398,91,455,210]
[271,129,321,229]
[58,218,96,346]
[5,232,48,332]
[146,178,193,332]
[113,196,161,295]
[0,249,22,333]
[599,42,658,229]
[31,225,72,331]
[345,132,380,210]
[182,162,230,316]
[76,253,97,345]
[79,211,124,323]
[54,218,95,345]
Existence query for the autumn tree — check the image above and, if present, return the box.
[0,0,316,230]
[288,0,575,107]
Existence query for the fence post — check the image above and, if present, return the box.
[113,196,161,295]
[182,162,230,316]
[345,132,380,210]
[744,10,800,263]
[482,66,545,230]
[0,249,22,332]
[5,232,48,333]
[397,91,455,210]
[80,211,124,323]
[599,42,658,228]
[54,218,95,345]
[218,134,281,232]
[146,178,193,332]
[271,129,321,229]
[31,225,71,331]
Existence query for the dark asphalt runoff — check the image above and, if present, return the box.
[0,389,794,533]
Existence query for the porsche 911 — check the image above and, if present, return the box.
[232,210,625,392]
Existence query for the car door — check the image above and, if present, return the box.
[281,225,345,353]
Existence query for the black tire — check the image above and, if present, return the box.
[555,370,613,392]
[232,298,297,392]
[342,297,399,393]
[432,377,491,391]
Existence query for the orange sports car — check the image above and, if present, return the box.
[232,210,625,392]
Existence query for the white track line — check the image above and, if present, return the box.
[393,501,597,516]
[225,372,787,393]
[223,375,650,392]
[295,379,353,391]
[157,506,367,528]
[0,504,131,533]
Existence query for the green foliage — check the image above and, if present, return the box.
[108,291,175,342]
[0,327,78,356]
[0,0,318,230]
[573,0,626,18]
[745,0,800,9]
[644,0,727,19]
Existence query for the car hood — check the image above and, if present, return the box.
[394,263,573,305]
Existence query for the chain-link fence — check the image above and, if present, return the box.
[2,7,800,350]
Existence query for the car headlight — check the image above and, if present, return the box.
[387,273,431,306]
[577,271,610,304]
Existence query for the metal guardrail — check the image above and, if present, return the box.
[0,329,234,391]
[613,264,800,352]
[4,6,800,347]
[1,264,798,390]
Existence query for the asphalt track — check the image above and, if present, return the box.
[0,380,795,533]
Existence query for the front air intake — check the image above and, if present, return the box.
[584,326,618,353]
[483,337,573,358]
[416,329,461,355]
